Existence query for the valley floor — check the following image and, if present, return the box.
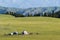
[0,14,60,40]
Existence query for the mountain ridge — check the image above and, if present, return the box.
[0,6,60,16]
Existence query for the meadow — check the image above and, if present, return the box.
[0,14,60,40]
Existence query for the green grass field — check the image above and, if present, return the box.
[0,14,60,40]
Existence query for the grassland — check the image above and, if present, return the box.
[0,14,60,40]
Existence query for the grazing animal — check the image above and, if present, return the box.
[8,32,18,35]
[22,30,29,35]
[11,33,13,35]
[13,32,18,35]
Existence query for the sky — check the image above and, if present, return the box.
[0,0,60,8]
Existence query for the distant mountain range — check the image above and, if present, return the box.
[0,6,60,16]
